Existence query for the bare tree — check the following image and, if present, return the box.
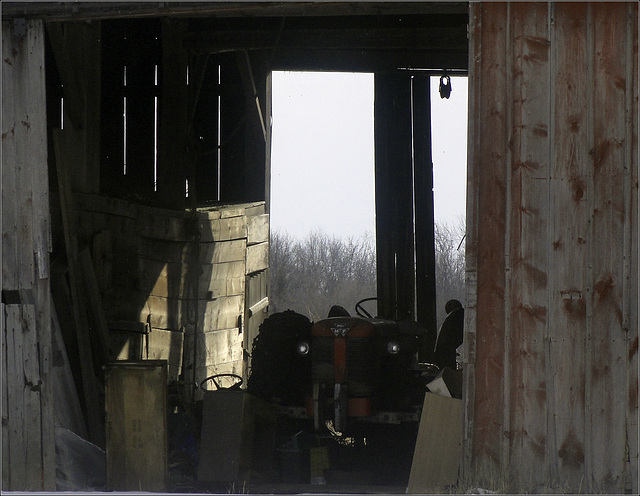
[269,230,377,321]
[433,218,466,327]
[269,222,465,326]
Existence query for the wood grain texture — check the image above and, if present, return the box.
[507,3,550,485]
[2,19,55,489]
[465,3,638,492]
[548,2,590,488]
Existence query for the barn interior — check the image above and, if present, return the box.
[4,1,471,492]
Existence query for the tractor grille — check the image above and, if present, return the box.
[311,335,378,397]
[347,337,378,397]
[311,336,334,382]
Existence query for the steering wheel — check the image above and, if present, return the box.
[355,297,377,319]
[200,373,243,391]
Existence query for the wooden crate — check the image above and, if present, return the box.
[105,361,168,491]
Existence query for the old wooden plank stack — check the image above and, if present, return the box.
[464,2,638,493]
[74,195,269,396]
[1,19,56,490]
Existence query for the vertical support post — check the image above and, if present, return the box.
[412,75,438,362]
[374,73,415,321]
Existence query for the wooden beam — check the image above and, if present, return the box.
[236,50,267,143]
[269,48,468,73]
[374,73,415,320]
[185,25,468,54]
[3,2,470,21]
[412,74,438,362]
[2,19,55,489]
[53,128,105,448]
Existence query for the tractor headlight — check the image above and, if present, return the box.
[296,341,310,356]
[387,340,400,355]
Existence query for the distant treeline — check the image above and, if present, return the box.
[269,222,465,328]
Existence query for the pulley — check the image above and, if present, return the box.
[439,74,452,99]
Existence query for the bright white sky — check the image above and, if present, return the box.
[270,72,468,240]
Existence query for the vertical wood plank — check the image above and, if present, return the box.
[461,1,481,481]
[507,2,551,487]
[264,71,273,206]
[589,4,632,492]
[1,303,9,489]
[21,304,44,490]
[2,19,54,490]
[31,39,57,480]
[27,21,56,486]
[625,6,639,493]
[5,306,27,487]
[548,2,590,488]
[468,1,509,475]
[2,19,19,294]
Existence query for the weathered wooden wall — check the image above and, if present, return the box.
[73,195,269,395]
[464,2,638,493]
[1,19,56,491]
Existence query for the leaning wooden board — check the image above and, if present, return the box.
[407,392,463,492]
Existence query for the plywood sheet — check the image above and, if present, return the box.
[407,393,462,492]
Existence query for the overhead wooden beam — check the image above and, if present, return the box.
[269,48,468,73]
[4,2,469,21]
[184,25,468,54]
